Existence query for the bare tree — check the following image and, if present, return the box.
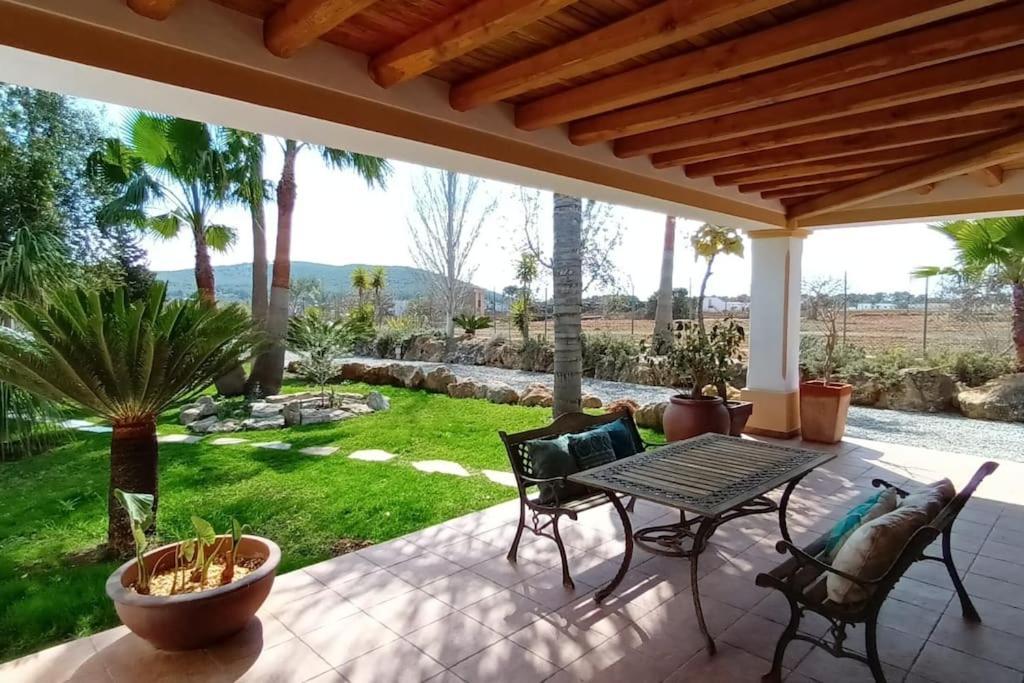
[408,169,495,340]
[803,276,844,321]
[517,188,622,294]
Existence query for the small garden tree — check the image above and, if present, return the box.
[288,308,347,402]
[691,223,744,335]
[0,283,256,555]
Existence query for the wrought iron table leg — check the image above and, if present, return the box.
[691,517,717,654]
[596,491,634,603]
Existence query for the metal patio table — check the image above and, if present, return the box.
[569,433,834,654]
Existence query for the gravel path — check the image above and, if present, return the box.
[339,356,1024,462]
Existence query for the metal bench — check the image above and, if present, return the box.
[499,411,649,590]
[756,460,999,683]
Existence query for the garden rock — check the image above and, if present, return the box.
[606,398,640,416]
[448,380,485,399]
[179,407,203,425]
[179,396,217,424]
[250,402,284,418]
[339,362,369,382]
[487,383,520,405]
[367,391,390,411]
[957,373,1024,422]
[423,366,457,394]
[299,408,351,425]
[634,402,668,431]
[519,384,554,408]
[879,368,956,412]
[266,391,316,404]
[187,416,219,433]
[403,335,446,362]
[241,416,285,431]
[387,363,424,389]
[581,394,603,409]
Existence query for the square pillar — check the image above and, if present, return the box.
[741,229,809,438]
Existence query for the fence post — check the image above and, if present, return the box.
[842,271,848,349]
[923,276,930,357]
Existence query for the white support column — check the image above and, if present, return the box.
[741,229,809,438]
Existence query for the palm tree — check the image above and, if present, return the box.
[226,130,271,325]
[514,253,538,341]
[248,140,390,396]
[652,215,676,354]
[915,217,1024,369]
[351,266,369,305]
[552,193,583,418]
[89,112,236,305]
[0,282,256,555]
[691,223,744,335]
[369,266,387,322]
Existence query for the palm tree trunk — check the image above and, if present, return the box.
[108,419,158,557]
[1013,282,1024,370]
[251,200,269,324]
[193,225,216,305]
[696,254,716,337]
[552,193,583,418]
[250,140,298,396]
[652,215,676,354]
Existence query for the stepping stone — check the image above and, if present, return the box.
[482,470,517,487]
[60,419,94,429]
[349,449,397,462]
[210,437,248,445]
[78,425,112,433]
[300,446,339,457]
[158,434,202,444]
[253,441,291,451]
[412,460,470,477]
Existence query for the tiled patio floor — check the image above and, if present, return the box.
[4,435,1024,682]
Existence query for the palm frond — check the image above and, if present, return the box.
[319,148,391,189]
[146,213,184,240]
[204,224,238,252]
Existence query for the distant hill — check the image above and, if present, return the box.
[155,262,495,302]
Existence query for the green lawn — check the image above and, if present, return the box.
[0,381,619,663]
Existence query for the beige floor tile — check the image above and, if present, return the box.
[719,612,817,672]
[94,633,223,682]
[911,641,1020,683]
[441,536,505,568]
[331,567,417,609]
[421,568,504,609]
[508,615,609,667]
[219,636,334,683]
[509,567,595,611]
[0,637,98,683]
[794,647,904,683]
[450,640,558,683]
[336,638,444,683]
[358,539,425,568]
[300,612,400,667]
[206,615,295,665]
[405,612,503,667]
[404,523,472,549]
[469,555,546,587]
[930,612,1024,672]
[260,570,325,613]
[303,553,378,588]
[365,589,455,635]
[270,587,360,635]
[664,643,774,682]
[460,589,546,636]
[389,552,464,586]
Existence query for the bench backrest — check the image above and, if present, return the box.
[498,411,643,488]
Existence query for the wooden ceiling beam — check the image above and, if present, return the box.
[126,0,181,20]
[448,0,789,111]
[680,110,1024,177]
[761,183,853,201]
[369,0,575,88]
[788,128,1024,220]
[650,85,1024,167]
[264,0,379,58]
[972,165,1005,186]
[614,45,1024,158]
[514,0,998,132]
[739,168,901,195]
[915,183,937,195]
[575,2,1023,146]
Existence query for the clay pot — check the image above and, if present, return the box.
[725,400,754,436]
[800,380,853,444]
[662,394,731,442]
[106,535,279,650]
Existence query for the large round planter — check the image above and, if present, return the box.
[663,395,730,442]
[106,535,280,651]
[799,380,853,444]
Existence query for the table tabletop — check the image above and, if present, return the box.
[569,433,835,518]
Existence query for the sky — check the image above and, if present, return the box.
[94,101,958,299]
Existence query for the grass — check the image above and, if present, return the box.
[0,380,646,663]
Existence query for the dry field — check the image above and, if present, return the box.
[480,311,1014,356]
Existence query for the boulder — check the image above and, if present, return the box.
[299,408,352,425]
[362,364,392,386]
[341,402,375,415]
[286,360,304,374]
[448,380,486,399]
[266,391,316,404]
[366,391,390,411]
[282,402,302,427]
[250,401,284,418]
[204,419,241,433]
[180,396,217,424]
[339,362,369,382]
[519,385,554,408]
[606,398,639,416]
[879,368,956,412]
[403,335,446,362]
[187,415,219,433]
[423,367,457,394]
[241,416,285,430]
[482,338,520,369]
[386,363,424,389]
[634,402,668,431]
[957,373,1024,422]
[179,407,202,425]
[581,394,603,409]
[487,383,520,405]
[849,376,885,406]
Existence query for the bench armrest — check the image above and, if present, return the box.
[871,478,909,497]
[771,540,880,588]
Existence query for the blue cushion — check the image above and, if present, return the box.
[821,491,884,560]
[567,430,616,470]
[593,418,640,460]
[526,435,588,506]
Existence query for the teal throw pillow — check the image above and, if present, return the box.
[568,430,617,470]
[594,418,640,460]
[821,491,885,561]
[526,435,588,506]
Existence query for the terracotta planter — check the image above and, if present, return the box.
[106,535,280,651]
[725,400,754,436]
[663,394,731,442]
[799,380,853,444]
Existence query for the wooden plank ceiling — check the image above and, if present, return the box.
[137,0,1024,223]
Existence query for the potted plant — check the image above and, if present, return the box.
[106,490,280,650]
[799,285,853,443]
[662,319,745,441]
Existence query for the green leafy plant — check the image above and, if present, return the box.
[287,308,347,399]
[581,333,640,381]
[666,319,745,399]
[510,298,531,341]
[343,303,377,348]
[453,314,492,336]
[113,489,155,594]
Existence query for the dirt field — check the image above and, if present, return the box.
[480,310,1014,356]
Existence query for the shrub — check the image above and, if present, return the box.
[343,303,376,347]
[453,314,492,336]
[287,308,347,395]
[933,350,1015,387]
[374,314,431,358]
[518,337,552,371]
[582,333,640,381]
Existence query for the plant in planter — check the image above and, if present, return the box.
[662,319,745,441]
[799,281,853,443]
[107,490,279,650]
[0,282,256,556]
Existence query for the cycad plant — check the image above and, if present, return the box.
[915,217,1024,369]
[0,282,257,555]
